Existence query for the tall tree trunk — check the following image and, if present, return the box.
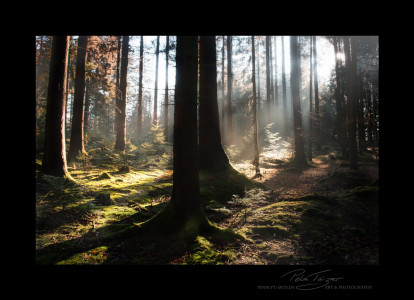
[251,36,261,176]
[199,36,231,172]
[84,77,91,135]
[357,72,367,152]
[153,36,160,126]
[308,36,313,161]
[265,36,271,123]
[68,35,88,161]
[312,36,321,151]
[221,36,226,138]
[115,36,129,151]
[164,36,170,141]
[274,36,279,107]
[137,36,144,137]
[257,37,261,113]
[226,35,233,145]
[281,36,288,138]
[269,36,274,108]
[290,36,307,166]
[39,36,71,180]
[114,36,122,136]
[333,36,347,158]
[343,36,358,169]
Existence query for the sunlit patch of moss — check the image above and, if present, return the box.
[56,246,109,265]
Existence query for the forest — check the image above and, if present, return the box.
[35,35,379,266]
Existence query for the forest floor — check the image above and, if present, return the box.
[35,139,379,265]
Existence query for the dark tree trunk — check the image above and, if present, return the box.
[344,36,358,169]
[312,36,321,151]
[308,36,313,161]
[164,36,169,141]
[357,72,367,152]
[137,36,144,137]
[39,36,71,179]
[274,36,279,107]
[221,36,225,138]
[333,36,347,158]
[251,36,261,176]
[281,36,288,138]
[199,36,231,172]
[153,36,160,126]
[68,35,88,161]
[115,36,129,151]
[84,77,91,135]
[114,36,121,136]
[171,35,201,216]
[265,36,271,123]
[226,35,233,145]
[290,36,307,166]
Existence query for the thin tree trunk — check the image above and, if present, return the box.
[221,36,226,139]
[153,36,160,126]
[308,36,313,161]
[226,35,233,145]
[344,36,358,169]
[313,36,321,151]
[114,36,122,136]
[137,36,144,137]
[265,36,271,123]
[84,77,91,135]
[281,36,288,138]
[164,36,169,141]
[290,36,307,166]
[68,35,88,161]
[357,72,367,152]
[115,36,129,151]
[39,36,71,180]
[251,36,261,176]
[257,37,261,112]
[274,36,279,107]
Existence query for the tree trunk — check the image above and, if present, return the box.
[114,36,121,136]
[115,36,129,151]
[358,72,367,152]
[333,36,347,158]
[153,36,160,126]
[281,36,288,138]
[226,35,233,145]
[265,36,271,123]
[137,36,144,137]
[39,36,71,180]
[251,36,261,176]
[312,36,321,151]
[274,36,279,107]
[199,36,231,172]
[68,35,88,161]
[164,36,169,141]
[308,36,313,161]
[343,36,358,169]
[290,36,307,166]
[221,36,226,139]
[84,77,91,135]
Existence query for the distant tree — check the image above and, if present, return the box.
[290,36,307,166]
[273,36,279,107]
[68,35,88,161]
[343,36,358,169]
[39,36,72,180]
[153,36,160,126]
[163,35,170,141]
[308,36,313,161]
[312,36,321,151]
[281,36,288,138]
[137,36,144,137]
[226,35,233,145]
[265,36,271,123]
[251,36,261,177]
[114,36,129,151]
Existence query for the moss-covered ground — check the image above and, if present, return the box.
[36,138,379,265]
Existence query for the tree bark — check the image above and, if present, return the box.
[164,36,169,141]
[251,36,261,176]
[153,36,160,126]
[308,36,313,161]
[343,36,358,169]
[281,36,288,138]
[114,36,129,151]
[137,36,144,137]
[290,36,307,166]
[312,36,321,151]
[39,36,71,179]
[221,36,226,139]
[68,35,88,161]
[199,36,231,172]
[226,35,233,145]
[265,36,272,123]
